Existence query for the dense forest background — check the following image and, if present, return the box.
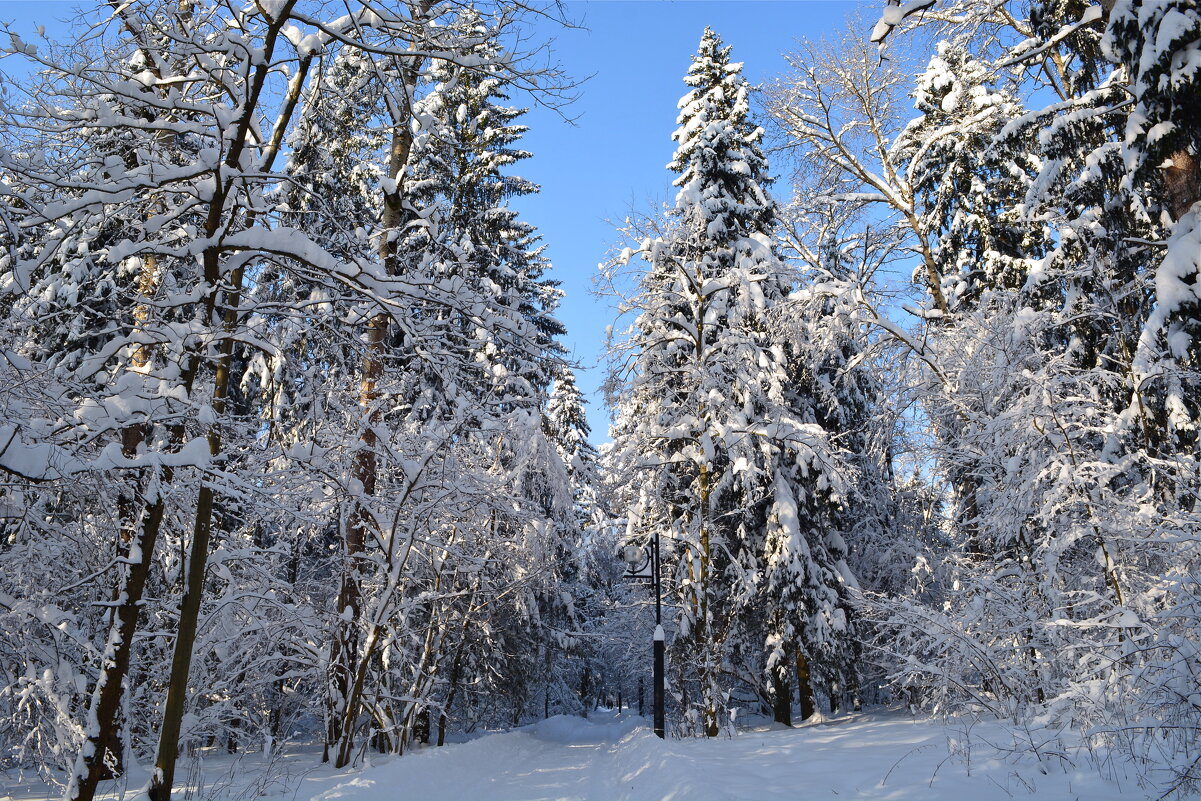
[0,0,1198,799]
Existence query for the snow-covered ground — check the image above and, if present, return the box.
[2,711,1151,801]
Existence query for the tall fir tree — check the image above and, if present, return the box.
[607,28,858,736]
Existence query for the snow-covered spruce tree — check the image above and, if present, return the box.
[541,366,608,714]
[546,366,602,528]
[402,16,579,736]
[868,0,1154,720]
[861,0,1201,789]
[772,169,942,713]
[896,43,1043,313]
[1106,0,1201,452]
[398,7,564,411]
[606,28,857,737]
[775,253,899,715]
[1103,0,1201,787]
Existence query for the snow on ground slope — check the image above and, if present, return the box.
[301,711,1140,801]
[1,711,1150,801]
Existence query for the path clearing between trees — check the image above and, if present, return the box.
[2,710,1147,800]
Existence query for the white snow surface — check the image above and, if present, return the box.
[1,710,1150,801]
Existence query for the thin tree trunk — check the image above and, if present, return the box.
[147,250,246,801]
[438,604,474,747]
[66,493,170,801]
[328,49,425,757]
[438,648,465,747]
[147,56,304,786]
[579,665,592,718]
[83,251,165,787]
[69,252,201,801]
[146,6,311,797]
[333,460,451,767]
[326,310,383,764]
[698,461,719,738]
[68,2,310,795]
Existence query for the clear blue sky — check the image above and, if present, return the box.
[1,0,873,440]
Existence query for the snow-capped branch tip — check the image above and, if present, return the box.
[869,0,937,45]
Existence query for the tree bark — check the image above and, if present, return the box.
[771,663,792,726]
[80,250,164,789]
[66,494,169,801]
[795,650,816,721]
[144,5,310,797]
[147,249,246,801]
[327,37,425,756]
[698,462,720,738]
[1164,150,1200,222]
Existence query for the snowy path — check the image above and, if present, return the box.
[298,711,1135,801]
[2,711,1145,800]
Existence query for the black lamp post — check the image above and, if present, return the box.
[620,534,665,739]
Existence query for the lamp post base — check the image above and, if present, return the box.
[653,628,665,739]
